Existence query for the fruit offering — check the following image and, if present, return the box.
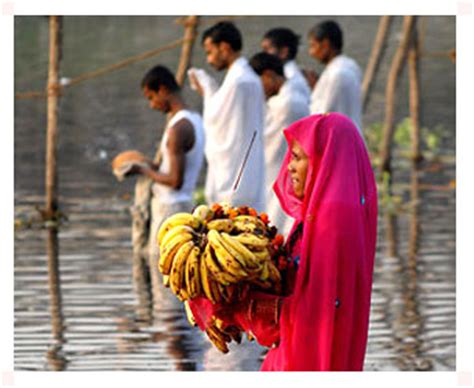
[157,202,287,353]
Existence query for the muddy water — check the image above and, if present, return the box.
[14,16,455,371]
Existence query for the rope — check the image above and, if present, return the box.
[15,37,190,100]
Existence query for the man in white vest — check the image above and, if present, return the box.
[308,20,363,134]
[132,65,205,310]
[249,52,309,236]
[189,21,266,212]
[261,27,311,105]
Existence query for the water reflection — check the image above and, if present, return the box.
[45,226,67,371]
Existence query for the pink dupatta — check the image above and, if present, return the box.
[261,113,378,371]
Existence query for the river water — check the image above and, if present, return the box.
[14,16,455,371]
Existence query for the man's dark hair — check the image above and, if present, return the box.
[263,27,300,60]
[249,52,284,77]
[141,65,180,92]
[308,20,343,52]
[201,21,242,52]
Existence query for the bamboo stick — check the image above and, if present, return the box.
[362,16,392,111]
[408,25,423,164]
[45,16,62,219]
[175,16,200,87]
[379,16,417,175]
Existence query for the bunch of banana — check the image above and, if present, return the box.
[158,202,284,310]
[205,316,244,353]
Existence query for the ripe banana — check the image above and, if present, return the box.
[192,204,214,222]
[159,232,194,275]
[163,275,170,288]
[220,232,260,269]
[184,300,197,327]
[267,261,282,283]
[157,213,201,247]
[205,325,230,353]
[259,260,270,281]
[206,218,234,233]
[234,233,269,249]
[209,272,223,304]
[185,245,201,298]
[204,244,239,285]
[208,230,249,279]
[169,240,194,297]
[159,224,195,252]
[200,246,216,303]
[233,215,266,234]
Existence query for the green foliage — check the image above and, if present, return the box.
[364,122,383,155]
[364,117,445,156]
[379,171,403,215]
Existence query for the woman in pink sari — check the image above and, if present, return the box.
[190,112,378,371]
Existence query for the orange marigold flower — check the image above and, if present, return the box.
[272,234,285,246]
[211,203,222,212]
[228,209,239,219]
[259,212,270,224]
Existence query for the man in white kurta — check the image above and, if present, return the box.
[308,20,363,134]
[250,52,309,236]
[261,27,311,105]
[189,21,267,371]
[189,23,266,212]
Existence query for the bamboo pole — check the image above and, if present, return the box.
[362,16,392,111]
[175,16,200,87]
[379,16,417,175]
[408,25,423,164]
[45,16,62,219]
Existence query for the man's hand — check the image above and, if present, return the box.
[302,68,319,89]
[126,164,144,176]
[188,71,204,97]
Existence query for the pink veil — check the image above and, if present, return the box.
[261,113,378,371]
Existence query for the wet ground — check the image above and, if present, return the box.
[14,16,455,371]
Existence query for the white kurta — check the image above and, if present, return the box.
[284,60,311,105]
[195,57,266,211]
[310,54,363,133]
[265,78,310,236]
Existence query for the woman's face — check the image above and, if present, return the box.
[288,140,309,199]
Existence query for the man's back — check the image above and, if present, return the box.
[310,55,362,131]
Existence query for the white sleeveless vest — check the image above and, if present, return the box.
[152,109,205,204]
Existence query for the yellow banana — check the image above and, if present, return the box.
[163,275,170,288]
[185,246,201,298]
[159,232,194,275]
[169,240,194,297]
[234,233,269,249]
[177,288,190,302]
[159,224,195,252]
[157,213,201,247]
[208,230,249,279]
[205,325,229,353]
[252,247,272,263]
[233,215,266,234]
[206,218,234,233]
[220,232,260,269]
[267,261,282,283]
[184,300,197,327]
[192,204,214,222]
[259,260,270,281]
[204,245,240,285]
[209,274,223,304]
[200,247,216,303]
